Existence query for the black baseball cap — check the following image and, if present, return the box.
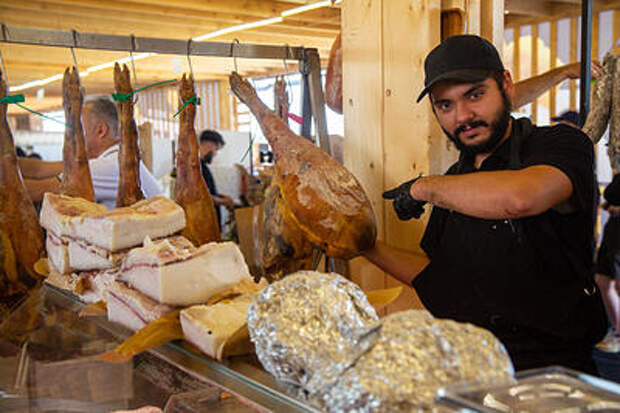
[551,111,580,126]
[416,35,505,103]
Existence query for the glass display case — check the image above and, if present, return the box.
[0,285,318,412]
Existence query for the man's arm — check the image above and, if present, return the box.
[513,61,602,109]
[363,240,430,285]
[212,194,234,210]
[411,165,573,220]
[23,177,61,203]
[18,158,63,179]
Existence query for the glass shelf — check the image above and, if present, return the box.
[0,284,317,412]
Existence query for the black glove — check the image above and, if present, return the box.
[382,176,426,220]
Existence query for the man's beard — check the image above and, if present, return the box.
[443,91,511,157]
[203,151,214,164]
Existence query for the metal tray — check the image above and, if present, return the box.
[437,366,620,412]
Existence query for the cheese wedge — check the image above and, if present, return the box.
[120,237,252,306]
[40,193,186,252]
[180,295,254,360]
[46,232,70,274]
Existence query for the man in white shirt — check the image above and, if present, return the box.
[22,96,162,208]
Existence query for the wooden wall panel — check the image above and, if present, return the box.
[531,24,538,124]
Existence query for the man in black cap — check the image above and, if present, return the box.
[364,35,607,373]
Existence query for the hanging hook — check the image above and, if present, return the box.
[0,48,8,85]
[282,43,294,105]
[129,34,139,104]
[70,29,81,82]
[1,23,8,43]
[230,38,241,73]
[186,38,194,81]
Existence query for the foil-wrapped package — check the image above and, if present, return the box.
[321,310,514,412]
[247,271,379,395]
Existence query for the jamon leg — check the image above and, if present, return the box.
[114,63,145,207]
[325,33,343,114]
[0,70,44,295]
[230,72,376,259]
[174,74,220,246]
[61,67,95,201]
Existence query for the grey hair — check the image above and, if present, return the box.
[84,95,119,139]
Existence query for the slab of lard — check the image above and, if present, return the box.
[120,237,252,306]
[40,193,186,251]
[105,281,177,331]
[46,232,70,274]
[180,295,253,360]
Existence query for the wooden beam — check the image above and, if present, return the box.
[40,0,341,25]
[506,0,553,17]
[615,9,620,48]
[531,24,538,124]
[0,6,338,41]
[550,20,557,118]
[513,25,521,81]
[569,17,577,111]
[592,10,599,60]
[505,0,620,27]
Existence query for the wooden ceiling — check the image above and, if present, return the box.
[0,0,618,114]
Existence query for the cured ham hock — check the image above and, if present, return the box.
[114,63,145,207]
[0,70,44,294]
[229,72,376,258]
[174,74,220,246]
[60,67,95,201]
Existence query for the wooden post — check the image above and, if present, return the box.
[570,17,577,111]
[217,79,232,130]
[343,0,445,313]
[480,0,504,56]
[550,20,557,119]
[531,24,539,124]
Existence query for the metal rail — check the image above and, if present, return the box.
[579,0,593,127]
[0,24,305,61]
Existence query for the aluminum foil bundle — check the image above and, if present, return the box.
[320,310,514,412]
[247,271,379,395]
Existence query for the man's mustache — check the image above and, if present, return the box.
[454,120,489,138]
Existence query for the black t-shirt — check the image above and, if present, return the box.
[413,118,606,342]
[200,157,221,228]
[604,173,620,205]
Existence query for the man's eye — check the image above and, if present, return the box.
[438,102,451,111]
[470,91,484,100]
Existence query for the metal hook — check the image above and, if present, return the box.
[129,34,139,104]
[1,23,8,42]
[70,29,80,80]
[230,38,240,73]
[0,48,7,85]
[186,38,194,81]
[282,43,294,105]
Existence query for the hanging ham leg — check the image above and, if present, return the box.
[114,63,145,207]
[0,70,44,295]
[230,72,376,259]
[61,67,95,201]
[263,76,316,279]
[325,33,343,114]
[174,74,220,246]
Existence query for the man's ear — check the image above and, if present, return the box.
[502,70,515,100]
[96,120,109,139]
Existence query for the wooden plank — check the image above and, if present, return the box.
[217,80,232,130]
[550,20,558,119]
[480,0,504,55]
[506,0,553,17]
[593,11,600,60]
[513,25,521,81]
[570,17,577,111]
[615,9,620,48]
[343,0,386,298]
[466,0,481,35]
[531,24,538,124]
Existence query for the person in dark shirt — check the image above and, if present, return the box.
[198,130,234,228]
[363,35,607,373]
[594,173,620,350]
